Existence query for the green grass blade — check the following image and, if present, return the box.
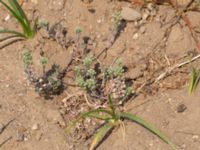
[66,109,113,133]
[0,1,26,27]
[87,112,112,121]
[188,68,200,94]
[194,70,200,91]
[90,123,114,150]
[0,29,26,38]
[108,95,116,116]
[0,0,34,38]
[8,0,28,21]
[120,112,177,150]
[8,0,31,33]
[188,68,196,94]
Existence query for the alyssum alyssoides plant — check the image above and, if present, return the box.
[75,54,133,104]
[67,95,177,150]
[22,49,64,99]
[0,0,35,39]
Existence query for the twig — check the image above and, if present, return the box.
[0,37,24,49]
[0,136,12,148]
[155,54,200,83]
[95,20,127,59]
[0,119,15,134]
[84,94,96,108]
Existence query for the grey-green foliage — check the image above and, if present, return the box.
[75,55,96,92]
[112,11,122,29]
[40,57,48,66]
[75,26,82,34]
[47,66,62,92]
[37,19,49,30]
[103,59,124,79]
[83,54,94,68]
[22,50,32,68]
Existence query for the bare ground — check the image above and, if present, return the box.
[1,0,200,150]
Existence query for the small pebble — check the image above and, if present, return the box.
[31,123,39,130]
[31,0,38,4]
[142,12,149,20]
[177,104,187,113]
[147,3,154,11]
[97,19,101,24]
[121,7,142,21]
[192,135,199,140]
[4,15,10,22]
[139,26,146,34]
[132,33,139,40]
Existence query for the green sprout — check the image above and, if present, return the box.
[36,19,49,30]
[40,57,48,66]
[67,95,177,150]
[112,11,122,29]
[103,59,124,79]
[75,26,82,34]
[0,0,35,39]
[75,67,96,92]
[22,50,32,68]
[83,54,94,68]
[47,66,62,93]
[188,67,200,94]
[75,55,97,92]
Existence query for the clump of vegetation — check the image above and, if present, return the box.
[75,54,133,104]
[0,0,35,39]
[75,54,97,92]
[35,64,64,98]
[103,59,124,79]
[22,50,33,68]
[36,19,49,30]
[22,50,64,99]
[67,95,177,150]
[112,11,122,29]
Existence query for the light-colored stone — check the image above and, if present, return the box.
[31,0,38,4]
[139,26,146,34]
[121,7,141,21]
[132,33,139,40]
[48,0,65,11]
[4,14,10,22]
[31,123,39,130]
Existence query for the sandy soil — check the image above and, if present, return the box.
[1,0,200,150]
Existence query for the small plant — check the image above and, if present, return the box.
[103,59,124,79]
[22,49,32,68]
[36,19,49,30]
[112,11,122,29]
[40,57,48,66]
[0,0,35,39]
[75,26,82,34]
[40,56,48,72]
[67,95,177,150]
[75,55,133,104]
[188,67,200,94]
[75,54,97,92]
[22,50,64,98]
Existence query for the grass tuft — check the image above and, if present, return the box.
[0,0,35,39]
[67,95,177,150]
